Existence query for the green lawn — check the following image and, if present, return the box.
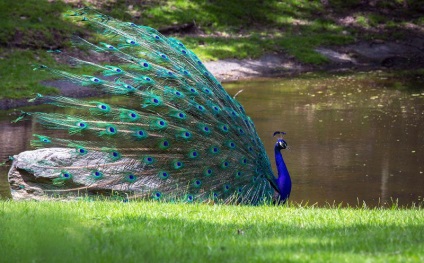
[0,201,423,262]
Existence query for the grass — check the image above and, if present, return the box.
[0,200,423,263]
[0,49,58,99]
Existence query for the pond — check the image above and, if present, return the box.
[1,72,423,206]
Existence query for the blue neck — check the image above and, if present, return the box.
[274,146,292,202]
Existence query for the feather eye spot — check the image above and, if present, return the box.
[159,139,170,149]
[153,191,162,200]
[143,62,149,68]
[221,161,229,168]
[78,148,87,154]
[186,194,194,202]
[145,77,151,82]
[158,171,170,180]
[181,49,187,55]
[204,168,213,177]
[125,174,137,183]
[92,171,103,180]
[77,122,87,128]
[106,126,117,134]
[235,171,242,178]
[161,54,167,59]
[183,70,189,75]
[143,156,155,164]
[112,151,119,157]
[60,171,72,180]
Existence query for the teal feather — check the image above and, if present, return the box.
[20,7,279,204]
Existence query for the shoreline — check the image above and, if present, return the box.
[1,39,423,111]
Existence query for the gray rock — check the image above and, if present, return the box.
[8,148,160,200]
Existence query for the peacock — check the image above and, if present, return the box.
[15,8,291,204]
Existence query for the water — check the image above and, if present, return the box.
[1,73,423,206]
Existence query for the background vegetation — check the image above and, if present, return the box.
[0,0,422,99]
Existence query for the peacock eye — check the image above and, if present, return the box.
[143,62,149,67]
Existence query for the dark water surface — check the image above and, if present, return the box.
[1,73,423,206]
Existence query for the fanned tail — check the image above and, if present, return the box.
[22,7,276,204]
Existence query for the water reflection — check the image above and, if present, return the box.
[1,73,423,206]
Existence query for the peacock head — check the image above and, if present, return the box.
[273,131,288,150]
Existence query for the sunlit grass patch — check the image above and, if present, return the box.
[0,200,423,263]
